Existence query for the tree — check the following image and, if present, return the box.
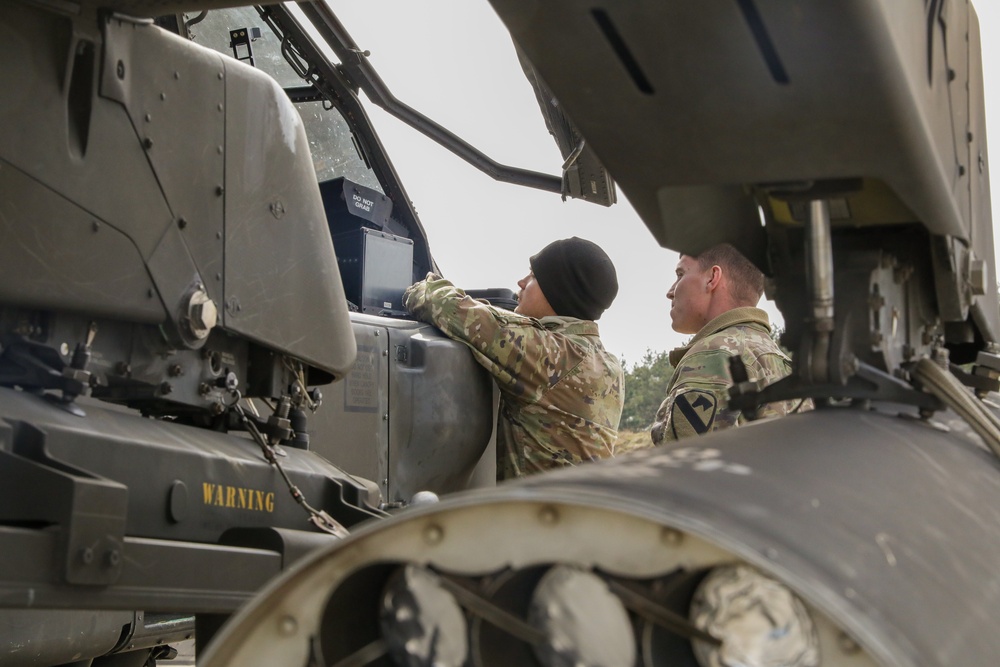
[619,349,674,430]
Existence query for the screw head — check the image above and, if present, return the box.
[278,616,297,636]
[423,524,444,545]
[192,299,218,331]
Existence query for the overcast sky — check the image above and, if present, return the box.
[328,1,1000,367]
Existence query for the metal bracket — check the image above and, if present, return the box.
[0,420,127,586]
[729,360,944,413]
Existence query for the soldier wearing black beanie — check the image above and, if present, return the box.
[529,237,619,321]
[404,237,624,480]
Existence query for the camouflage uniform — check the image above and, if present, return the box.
[651,307,797,443]
[404,274,624,480]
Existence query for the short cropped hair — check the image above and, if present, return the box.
[693,244,765,306]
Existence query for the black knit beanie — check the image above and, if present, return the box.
[529,237,618,320]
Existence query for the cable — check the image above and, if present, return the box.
[232,394,349,537]
[911,358,1000,460]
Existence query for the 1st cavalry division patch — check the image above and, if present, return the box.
[672,390,718,436]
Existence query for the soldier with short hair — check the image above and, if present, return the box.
[651,244,799,444]
[404,237,623,480]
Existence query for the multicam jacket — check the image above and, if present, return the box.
[404,274,624,480]
[650,307,797,444]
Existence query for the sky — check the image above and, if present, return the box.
[327,1,1000,368]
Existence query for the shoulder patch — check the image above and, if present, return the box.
[672,390,718,435]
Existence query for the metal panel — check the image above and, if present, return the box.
[0,386,380,544]
[488,0,982,261]
[0,609,134,667]
[222,55,356,377]
[0,528,282,613]
[310,319,390,497]
[309,313,497,503]
[103,16,227,312]
[386,320,494,502]
[0,160,160,321]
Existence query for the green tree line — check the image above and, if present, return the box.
[619,349,673,431]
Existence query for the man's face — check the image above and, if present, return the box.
[515,271,555,318]
[667,255,711,334]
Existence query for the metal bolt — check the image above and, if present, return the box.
[116,362,131,376]
[105,549,121,568]
[116,60,125,80]
[871,331,884,346]
[661,528,683,546]
[191,298,218,332]
[92,221,100,232]
[168,364,183,377]
[177,217,187,229]
[278,615,297,636]
[199,382,212,396]
[143,137,153,150]
[538,506,559,525]
[970,259,987,296]
[215,186,224,196]
[423,524,444,545]
[933,347,950,370]
[145,113,152,122]
[215,372,238,391]
[173,71,180,80]
[80,547,94,564]
[837,632,861,655]
[270,200,285,219]
[159,382,173,396]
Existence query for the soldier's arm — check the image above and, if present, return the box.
[650,350,738,443]
[403,274,552,400]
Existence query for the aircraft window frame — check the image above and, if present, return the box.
[187,6,383,192]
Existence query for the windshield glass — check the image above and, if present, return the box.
[188,6,383,190]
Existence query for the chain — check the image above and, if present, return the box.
[231,393,348,537]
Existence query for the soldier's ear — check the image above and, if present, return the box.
[705,265,723,292]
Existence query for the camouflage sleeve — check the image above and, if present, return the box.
[403,274,557,401]
[649,348,740,443]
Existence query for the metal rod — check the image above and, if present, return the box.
[807,199,834,382]
[294,1,563,194]
[808,199,835,324]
